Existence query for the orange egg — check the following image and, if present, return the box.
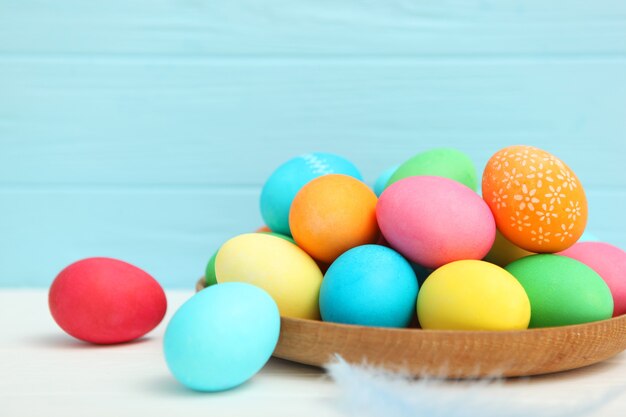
[255,226,272,233]
[482,145,587,253]
[289,174,379,263]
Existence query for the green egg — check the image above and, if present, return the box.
[205,251,219,287]
[385,148,477,191]
[505,254,613,328]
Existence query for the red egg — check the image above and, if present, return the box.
[49,257,167,344]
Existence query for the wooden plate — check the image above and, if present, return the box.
[196,278,626,378]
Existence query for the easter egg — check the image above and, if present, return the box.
[260,153,362,235]
[377,176,495,269]
[290,174,380,264]
[386,148,478,191]
[49,257,167,344]
[417,260,530,330]
[205,251,218,287]
[484,231,535,267]
[259,231,296,244]
[164,283,280,392]
[505,255,613,327]
[319,245,418,328]
[482,145,588,253]
[205,231,295,287]
[215,233,323,319]
[373,165,399,197]
[559,242,626,317]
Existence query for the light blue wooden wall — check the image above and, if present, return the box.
[1,0,625,288]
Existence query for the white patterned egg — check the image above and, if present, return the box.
[482,146,587,253]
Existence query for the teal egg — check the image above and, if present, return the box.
[319,245,418,328]
[260,153,362,236]
[505,254,613,327]
[163,283,280,392]
[373,165,399,197]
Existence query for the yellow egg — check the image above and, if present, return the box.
[484,231,535,267]
[215,233,323,319]
[417,260,530,330]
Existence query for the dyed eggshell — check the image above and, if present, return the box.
[215,233,323,319]
[484,230,535,267]
[377,176,496,269]
[49,257,167,344]
[386,148,478,191]
[417,260,530,330]
[206,232,294,287]
[260,153,362,236]
[319,245,418,328]
[204,251,218,287]
[164,283,280,392]
[373,165,399,197]
[506,254,613,327]
[289,174,380,264]
[482,145,588,253]
[559,242,626,317]
[258,231,296,244]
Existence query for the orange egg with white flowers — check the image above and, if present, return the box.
[289,174,380,264]
[482,145,587,253]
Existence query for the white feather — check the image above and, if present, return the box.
[325,356,624,417]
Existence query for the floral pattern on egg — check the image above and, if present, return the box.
[482,145,588,253]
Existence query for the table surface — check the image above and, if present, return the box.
[3,289,626,417]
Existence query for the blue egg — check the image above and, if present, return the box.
[260,153,362,235]
[373,165,399,197]
[319,245,419,328]
[163,283,280,392]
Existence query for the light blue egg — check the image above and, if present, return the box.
[373,165,399,197]
[260,153,362,235]
[580,231,600,242]
[163,283,280,392]
[319,245,419,328]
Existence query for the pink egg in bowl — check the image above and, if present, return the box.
[559,241,626,317]
[376,176,496,270]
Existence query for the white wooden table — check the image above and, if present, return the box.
[3,290,626,417]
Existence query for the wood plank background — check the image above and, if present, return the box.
[1,1,625,287]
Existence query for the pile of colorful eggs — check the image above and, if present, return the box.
[206,146,626,332]
[47,145,626,393]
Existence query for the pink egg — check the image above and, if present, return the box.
[377,176,496,269]
[559,242,626,317]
